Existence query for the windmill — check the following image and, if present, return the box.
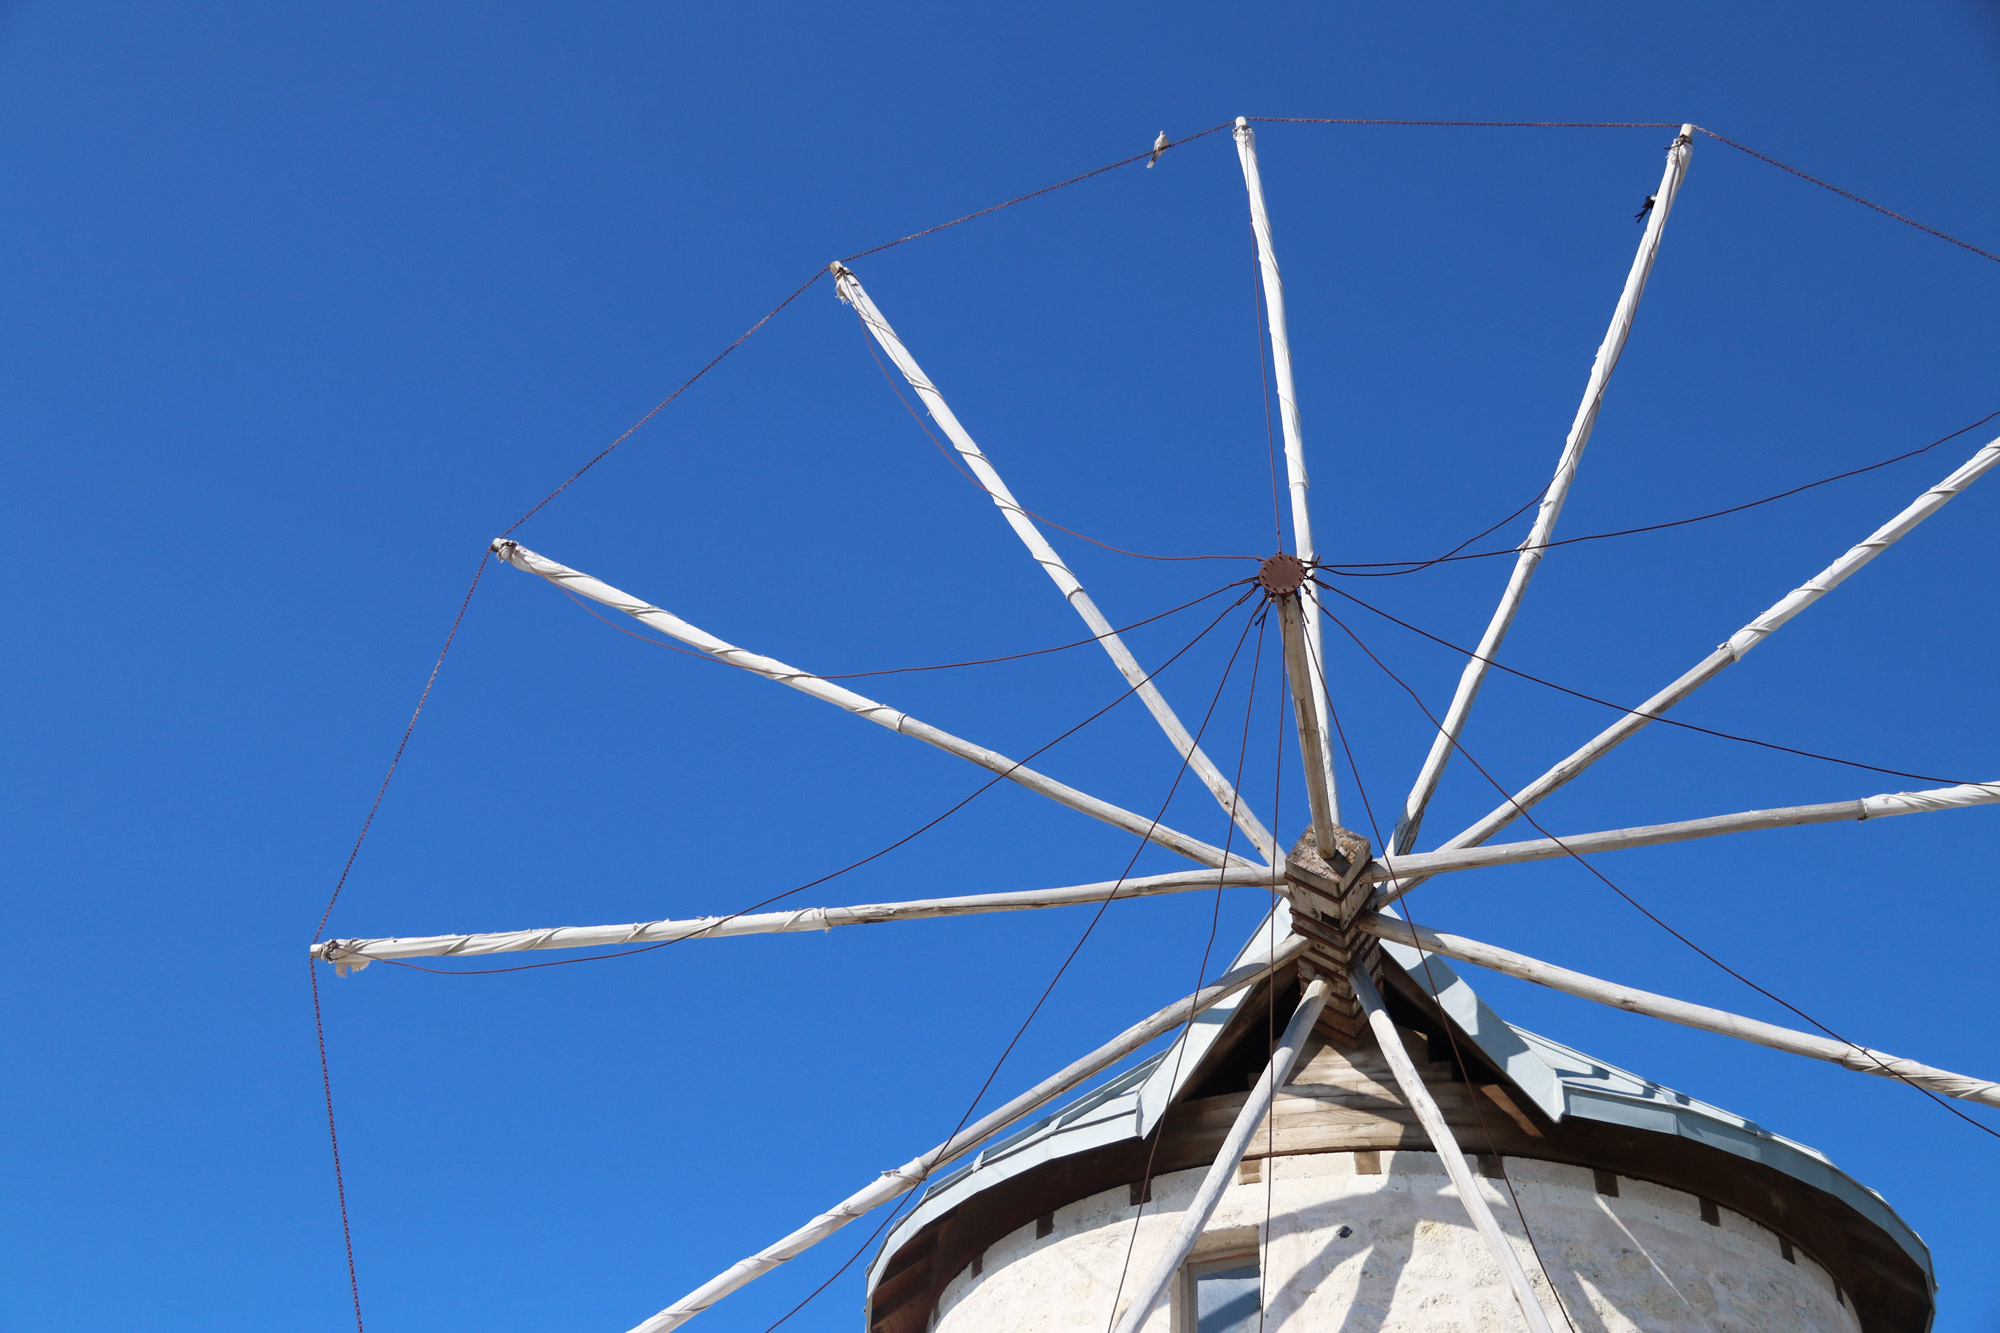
[312,118,1998,1332]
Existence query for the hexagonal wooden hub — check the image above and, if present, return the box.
[1284,825,1381,1046]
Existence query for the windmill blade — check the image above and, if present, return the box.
[1369,781,2000,891]
[625,935,1309,1333]
[1359,913,2000,1109]
[1352,966,1560,1333]
[491,539,1246,870]
[1379,428,2000,908]
[1109,976,1333,1333]
[1393,126,1696,855]
[830,264,1278,865]
[311,864,1282,972]
[1234,117,1339,828]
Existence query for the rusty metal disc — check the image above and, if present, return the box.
[1257,551,1308,596]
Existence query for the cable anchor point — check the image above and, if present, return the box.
[1257,551,1308,597]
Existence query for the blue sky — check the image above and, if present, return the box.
[4,2,1999,1330]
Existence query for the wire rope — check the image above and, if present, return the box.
[1320,606,2000,1141]
[1318,408,2000,576]
[1256,650,1283,1333]
[1252,237,1285,550]
[556,578,1252,678]
[771,594,1265,1333]
[1296,606,1578,1331]
[1250,119,2000,269]
[1099,607,1268,1333]
[1312,576,1975,786]
[308,957,366,1333]
[854,313,1254,563]
[366,587,1257,977]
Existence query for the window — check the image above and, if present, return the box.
[1185,1256,1261,1333]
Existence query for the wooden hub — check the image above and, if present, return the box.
[1284,825,1381,1045]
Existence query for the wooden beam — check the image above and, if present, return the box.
[1370,780,2000,898]
[1382,427,2000,906]
[830,264,1278,865]
[491,539,1247,870]
[1109,976,1332,1333]
[1234,117,1340,828]
[1358,913,2000,1109]
[1391,126,1694,857]
[313,864,1281,971]
[1352,966,1556,1333]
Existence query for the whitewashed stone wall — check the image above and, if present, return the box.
[929,1151,1856,1333]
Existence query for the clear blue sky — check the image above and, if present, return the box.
[4,3,1998,1330]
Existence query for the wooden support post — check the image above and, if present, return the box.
[1109,976,1332,1333]
[1352,966,1556,1333]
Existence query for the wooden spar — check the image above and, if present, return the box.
[1274,590,1338,857]
[1234,117,1339,828]
[1391,127,1694,857]
[829,264,1279,866]
[490,540,1246,871]
[1357,913,2000,1109]
[1109,976,1332,1333]
[626,936,1310,1333]
[1378,429,2000,909]
[311,864,1281,970]
[1351,966,1556,1333]
[1367,781,2000,888]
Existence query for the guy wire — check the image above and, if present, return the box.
[1255,610,1286,1333]
[854,311,1253,563]
[1313,575,1975,787]
[1318,407,2000,576]
[1252,235,1285,550]
[1321,605,2000,1141]
[1103,605,1270,1333]
[365,586,1258,977]
[1297,607,1578,1332]
[557,577,1252,678]
[765,592,1264,1333]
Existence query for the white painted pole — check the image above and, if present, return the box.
[491,540,1245,871]
[1368,781,2000,886]
[1234,117,1340,828]
[1392,127,1694,856]
[1357,913,2000,1109]
[626,936,1309,1333]
[831,264,1278,866]
[1110,976,1331,1333]
[1377,429,2000,908]
[1351,966,1556,1333]
[311,864,1282,971]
